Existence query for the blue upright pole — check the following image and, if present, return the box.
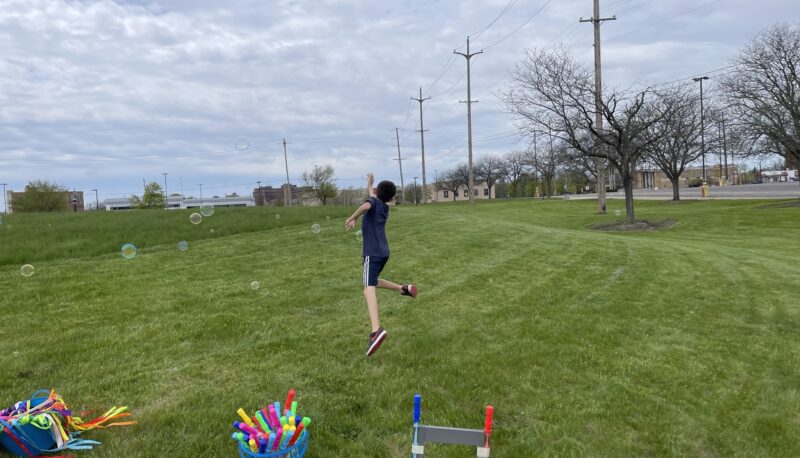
[412,394,422,457]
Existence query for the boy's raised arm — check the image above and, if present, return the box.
[345,201,371,231]
[367,172,375,197]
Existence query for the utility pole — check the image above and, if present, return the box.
[256,180,261,206]
[91,188,99,211]
[580,0,615,214]
[434,170,439,202]
[413,177,419,205]
[693,76,710,183]
[282,138,291,206]
[720,116,729,184]
[162,172,169,209]
[411,87,431,203]
[394,128,406,203]
[199,184,203,204]
[454,36,482,205]
[1,183,7,213]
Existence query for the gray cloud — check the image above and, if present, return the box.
[0,0,795,200]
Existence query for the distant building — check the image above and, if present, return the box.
[635,165,740,189]
[101,195,254,211]
[433,181,495,202]
[758,169,798,182]
[5,190,84,213]
[252,184,319,206]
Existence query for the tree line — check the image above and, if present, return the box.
[437,22,799,222]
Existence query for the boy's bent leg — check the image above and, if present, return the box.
[377,279,403,292]
[364,286,380,332]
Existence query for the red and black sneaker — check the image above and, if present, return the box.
[366,327,388,357]
[400,284,418,298]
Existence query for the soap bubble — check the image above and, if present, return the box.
[614,209,621,216]
[209,228,215,234]
[12,351,19,357]
[120,243,137,259]
[200,204,215,217]
[20,264,34,277]
[177,241,188,251]
[311,224,321,234]
[326,216,330,220]
[235,139,250,151]
[355,230,363,241]
[250,281,260,290]
[275,214,281,220]
[190,213,202,224]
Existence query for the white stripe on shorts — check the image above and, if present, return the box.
[363,256,369,287]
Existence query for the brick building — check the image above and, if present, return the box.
[252,184,320,206]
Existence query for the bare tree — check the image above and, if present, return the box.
[720,23,800,195]
[501,47,671,222]
[527,134,568,197]
[499,150,529,197]
[475,156,503,199]
[643,88,704,201]
[436,166,467,201]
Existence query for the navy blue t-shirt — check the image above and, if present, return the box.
[362,196,390,257]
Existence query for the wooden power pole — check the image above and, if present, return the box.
[580,0,615,214]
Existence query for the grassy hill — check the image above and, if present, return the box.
[1,199,798,457]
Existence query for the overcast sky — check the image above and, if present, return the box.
[0,0,795,203]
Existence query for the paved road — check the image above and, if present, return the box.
[570,182,800,200]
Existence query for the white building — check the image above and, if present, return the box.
[102,195,255,211]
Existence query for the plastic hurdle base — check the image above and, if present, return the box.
[237,431,308,458]
[411,425,491,457]
[410,394,493,458]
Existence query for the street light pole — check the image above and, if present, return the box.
[199,184,203,204]
[1,183,7,213]
[162,172,169,209]
[256,180,261,206]
[693,76,710,183]
[433,170,439,203]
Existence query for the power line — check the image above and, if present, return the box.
[471,0,519,41]
[482,0,554,50]
[605,0,723,43]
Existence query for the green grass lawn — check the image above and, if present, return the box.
[1,199,798,457]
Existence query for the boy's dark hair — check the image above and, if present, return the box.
[375,180,397,203]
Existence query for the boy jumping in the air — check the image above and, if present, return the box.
[345,172,417,356]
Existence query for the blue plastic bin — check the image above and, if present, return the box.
[0,396,58,457]
[237,431,308,458]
